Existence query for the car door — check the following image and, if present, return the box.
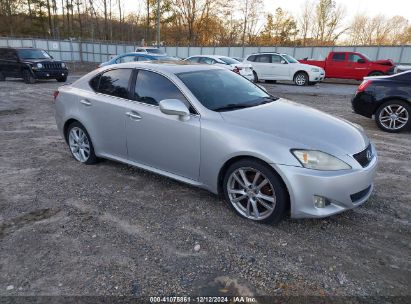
[78,68,132,159]
[3,49,20,77]
[327,52,346,78]
[270,54,290,80]
[347,53,368,79]
[125,69,201,180]
[253,54,272,79]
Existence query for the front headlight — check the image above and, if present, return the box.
[311,68,320,72]
[61,62,66,68]
[36,63,43,69]
[292,150,351,170]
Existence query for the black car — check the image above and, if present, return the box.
[0,47,68,84]
[352,71,411,133]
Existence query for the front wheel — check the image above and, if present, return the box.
[22,70,36,84]
[57,76,67,82]
[375,100,410,133]
[294,72,308,86]
[223,159,288,224]
[369,71,384,77]
[66,122,98,164]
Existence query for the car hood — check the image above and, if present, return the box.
[220,98,369,156]
[373,59,394,66]
[297,63,324,71]
[22,59,64,64]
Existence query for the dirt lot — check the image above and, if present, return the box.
[0,76,410,300]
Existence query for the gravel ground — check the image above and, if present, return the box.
[0,77,410,300]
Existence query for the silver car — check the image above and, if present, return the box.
[54,62,378,224]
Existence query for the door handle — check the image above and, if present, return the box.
[126,111,142,120]
[80,99,92,106]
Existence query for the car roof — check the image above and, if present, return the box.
[103,61,223,74]
[188,55,229,59]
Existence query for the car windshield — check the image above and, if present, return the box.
[219,57,239,65]
[17,49,51,59]
[147,49,165,55]
[282,54,298,63]
[361,53,371,61]
[177,69,276,111]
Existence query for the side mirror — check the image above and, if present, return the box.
[159,99,190,120]
[357,58,366,64]
[280,60,287,64]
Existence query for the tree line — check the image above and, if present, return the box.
[0,0,410,46]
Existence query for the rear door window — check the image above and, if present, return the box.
[255,54,271,63]
[199,57,216,64]
[332,53,346,62]
[95,69,132,99]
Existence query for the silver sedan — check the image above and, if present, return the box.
[54,62,378,223]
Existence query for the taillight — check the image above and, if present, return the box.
[357,80,372,92]
[232,66,242,74]
[53,90,59,100]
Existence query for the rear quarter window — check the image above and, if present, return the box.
[247,55,256,62]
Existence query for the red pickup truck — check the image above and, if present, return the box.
[299,51,396,81]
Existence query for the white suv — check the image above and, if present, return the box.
[244,53,325,86]
[135,47,166,55]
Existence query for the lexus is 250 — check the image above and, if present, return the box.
[54,62,378,223]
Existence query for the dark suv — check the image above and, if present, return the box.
[0,47,69,84]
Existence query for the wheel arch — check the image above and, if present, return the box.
[293,70,308,79]
[63,118,84,143]
[373,97,411,115]
[368,70,384,76]
[217,155,291,210]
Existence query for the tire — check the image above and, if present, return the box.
[253,71,259,83]
[368,71,384,77]
[294,72,308,86]
[66,122,98,164]
[57,76,67,82]
[375,100,410,133]
[22,70,36,84]
[0,71,5,81]
[222,159,288,224]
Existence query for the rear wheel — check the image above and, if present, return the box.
[66,122,98,164]
[252,71,259,83]
[223,159,288,224]
[0,71,5,81]
[22,70,36,84]
[294,72,308,86]
[375,100,410,133]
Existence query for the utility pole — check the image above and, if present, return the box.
[242,0,249,47]
[157,0,161,48]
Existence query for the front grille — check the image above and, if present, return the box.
[43,62,63,69]
[353,144,373,167]
[350,185,371,202]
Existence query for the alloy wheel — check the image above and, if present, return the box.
[295,73,307,86]
[68,127,91,162]
[378,104,409,131]
[227,167,276,221]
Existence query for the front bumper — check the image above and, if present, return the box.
[275,149,378,218]
[33,69,68,79]
[309,71,325,82]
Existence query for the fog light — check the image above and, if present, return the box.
[313,195,330,208]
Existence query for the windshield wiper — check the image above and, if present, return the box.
[213,104,251,112]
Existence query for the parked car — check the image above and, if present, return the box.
[135,47,166,55]
[244,52,325,86]
[352,71,411,133]
[299,52,396,81]
[99,52,180,67]
[184,55,254,81]
[54,62,377,224]
[0,47,68,84]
